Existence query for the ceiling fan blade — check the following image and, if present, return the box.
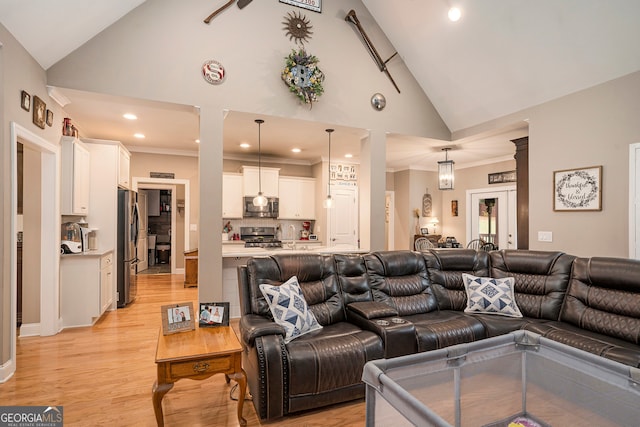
[237,0,252,9]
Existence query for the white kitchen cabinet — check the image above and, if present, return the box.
[61,136,91,215]
[61,251,114,327]
[242,166,279,197]
[100,252,114,313]
[223,173,243,218]
[118,145,131,189]
[278,176,316,219]
[82,138,122,309]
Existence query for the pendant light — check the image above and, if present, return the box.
[252,119,268,207]
[323,128,334,208]
[438,147,455,190]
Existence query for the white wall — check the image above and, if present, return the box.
[526,72,640,256]
[45,0,450,301]
[0,23,72,365]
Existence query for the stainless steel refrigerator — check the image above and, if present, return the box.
[117,189,139,307]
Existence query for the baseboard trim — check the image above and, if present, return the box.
[0,358,15,383]
[19,322,41,337]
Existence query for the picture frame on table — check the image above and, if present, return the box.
[161,302,195,335]
[21,90,31,111]
[32,95,46,129]
[553,166,602,211]
[198,302,230,327]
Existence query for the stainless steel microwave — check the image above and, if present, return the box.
[243,196,279,218]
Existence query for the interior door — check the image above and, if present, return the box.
[467,186,517,249]
[328,186,358,247]
[137,191,148,271]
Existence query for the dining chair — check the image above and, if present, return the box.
[466,239,487,250]
[415,237,435,251]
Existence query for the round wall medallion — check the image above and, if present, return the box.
[371,93,386,110]
[202,60,226,85]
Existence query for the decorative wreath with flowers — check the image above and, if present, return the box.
[555,170,599,208]
[281,49,325,107]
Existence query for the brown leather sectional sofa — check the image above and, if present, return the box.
[237,249,640,420]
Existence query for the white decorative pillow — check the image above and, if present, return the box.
[462,273,523,318]
[259,276,322,343]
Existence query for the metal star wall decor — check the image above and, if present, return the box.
[283,11,313,45]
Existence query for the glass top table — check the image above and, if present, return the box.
[363,330,640,427]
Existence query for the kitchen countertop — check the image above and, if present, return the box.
[222,245,366,258]
[60,248,113,258]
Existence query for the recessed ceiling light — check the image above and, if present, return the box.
[345,153,353,158]
[240,143,250,149]
[123,113,137,120]
[291,148,301,153]
[195,139,200,144]
[448,7,461,22]
[134,133,145,139]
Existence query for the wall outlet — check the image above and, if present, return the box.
[538,231,553,242]
[190,224,198,231]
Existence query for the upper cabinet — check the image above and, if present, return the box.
[278,177,316,219]
[222,173,243,218]
[242,166,279,197]
[118,146,131,189]
[61,137,91,215]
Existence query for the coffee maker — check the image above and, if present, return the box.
[61,222,93,253]
[61,222,82,254]
[300,221,311,240]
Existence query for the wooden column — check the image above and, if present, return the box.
[512,137,529,249]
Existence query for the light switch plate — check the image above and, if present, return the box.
[190,224,198,231]
[538,231,553,242]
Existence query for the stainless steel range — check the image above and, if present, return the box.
[241,226,283,248]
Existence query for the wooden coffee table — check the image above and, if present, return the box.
[152,326,247,426]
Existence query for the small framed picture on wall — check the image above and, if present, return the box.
[21,90,31,111]
[32,95,46,129]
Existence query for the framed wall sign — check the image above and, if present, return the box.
[279,0,321,13]
[553,166,602,211]
[488,170,516,184]
[161,302,195,335]
[198,302,230,327]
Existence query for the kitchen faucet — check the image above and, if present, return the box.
[288,225,297,249]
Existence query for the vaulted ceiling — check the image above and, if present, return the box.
[1,0,638,169]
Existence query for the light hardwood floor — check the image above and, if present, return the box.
[0,274,365,426]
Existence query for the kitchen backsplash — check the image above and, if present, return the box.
[223,218,316,240]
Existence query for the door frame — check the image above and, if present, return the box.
[630,142,640,259]
[132,177,190,274]
[2,122,60,383]
[466,185,517,249]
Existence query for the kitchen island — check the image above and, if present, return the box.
[222,243,366,318]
